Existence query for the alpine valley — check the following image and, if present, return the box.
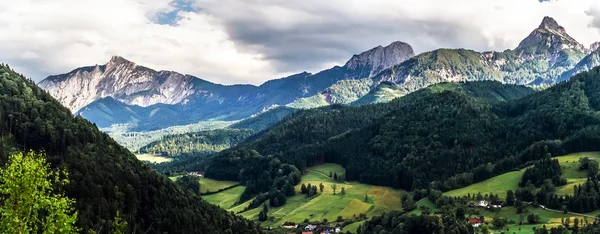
[4,11,600,234]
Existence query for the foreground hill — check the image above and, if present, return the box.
[0,64,260,233]
[204,66,600,209]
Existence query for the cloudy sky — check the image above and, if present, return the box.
[1,0,600,85]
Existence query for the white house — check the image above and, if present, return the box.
[477,200,489,207]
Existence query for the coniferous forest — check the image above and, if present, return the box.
[201,68,600,208]
[0,64,261,233]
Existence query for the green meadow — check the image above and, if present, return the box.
[201,153,600,232]
[444,152,600,200]
[135,153,172,163]
[168,176,238,193]
[202,163,404,229]
[444,170,525,200]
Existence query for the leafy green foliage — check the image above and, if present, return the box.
[520,158,565,187]
[0,64,261,233]
[0,151,78,234]
[175,175,201,195]
[205,149,301,206]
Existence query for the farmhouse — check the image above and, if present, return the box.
[476,200,489,207]
[283,222,298,229]
[468,218,482,227]
[490,201,505,208]
[305,224,316,231]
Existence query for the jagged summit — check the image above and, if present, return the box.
[517,16,585,54]
[590,42,600,52]
[108,55,135,66]
[344,41,415,77]
[538,16,565,33]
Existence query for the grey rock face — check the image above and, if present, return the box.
[38,56,198,112]
[590,42,600,53]
[344,41,415,77]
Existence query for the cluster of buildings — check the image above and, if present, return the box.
[281,222,342,233]
[466,200,506,228]
[188,171,203,177]
[473,200,505,209]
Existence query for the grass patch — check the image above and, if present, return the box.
[202,186,246,210]
[444,170,524,200]
[135,154,172,163]
[310,163,346,180]
[342,220,366,233]
[411,198,439,215]
[554,152,600,195]
[199,178,238,193]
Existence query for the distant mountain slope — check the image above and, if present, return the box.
[0,64,260,233]
[369,17,588,95]
[40,42,414,130]
[285,17,594,111]
[230,106,298,132]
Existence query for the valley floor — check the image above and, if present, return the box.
[199,152,600,233]
[202,163,404,233]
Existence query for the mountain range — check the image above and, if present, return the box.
[39,17,600,131]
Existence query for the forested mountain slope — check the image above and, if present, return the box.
[206,67,600,196]
[139,128,254,158]
[0,64,260,233]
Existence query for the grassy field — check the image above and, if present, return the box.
[444,170,525,200]
[444,152,600,199]
[200,178,238,193]
[202,186,246,209]
[168,176,238,193]
[411,198,439,215]
[554,152,600,196]
[202,163,404,230]
[309,163,346,180]
[135,153,172,163]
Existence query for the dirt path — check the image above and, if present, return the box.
[306,169,351,185]
[524,202,597,218]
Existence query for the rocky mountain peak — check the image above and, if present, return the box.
[538,16,565,33]
[108,55,135,67]
[517,16,585,54]
[590,42,600,52]
[344,41,415,77]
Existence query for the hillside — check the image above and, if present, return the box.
[139,128,254,158]
[0,64,260,233]
[230,106,297,132]
[204,66,600,203]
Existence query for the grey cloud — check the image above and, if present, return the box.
[199,1,496,74]
[587,6,600,32]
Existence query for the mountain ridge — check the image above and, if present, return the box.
[40,16,598,132]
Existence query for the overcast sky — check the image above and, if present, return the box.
[1,0,600,85]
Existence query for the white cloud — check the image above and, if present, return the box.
[1,0,600,85]
[0,0,278,84]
